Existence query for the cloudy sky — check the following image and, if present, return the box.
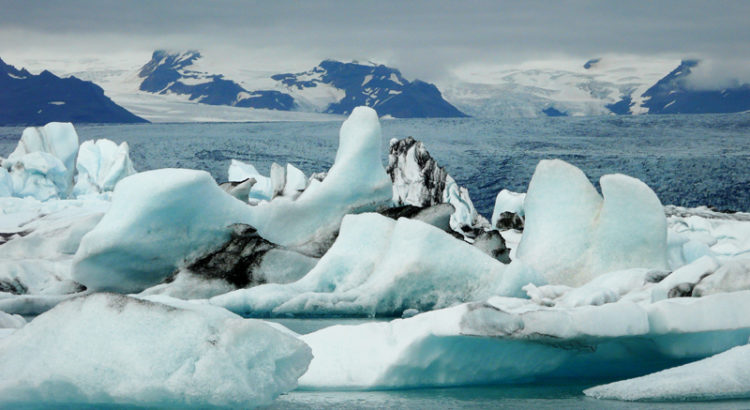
[1,0,748,85]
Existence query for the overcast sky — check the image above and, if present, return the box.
[1,0,748,84]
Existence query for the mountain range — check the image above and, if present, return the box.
[0,57,147,125]
[1,51,749,124]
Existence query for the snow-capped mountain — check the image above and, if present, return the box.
[137,50,294,111]
[639,60,750,114]
[133,51,466,118]
[272,60,467,118]
[442,57,750,117]
[0,57,147,125]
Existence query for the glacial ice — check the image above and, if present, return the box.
[73,139,137,196]
[72,169,253,293]
[228,158,274,203]
[244,106,392,253]
[3,123,79,199]
[3,111,750,403]
[517,160,668,285]
[387,136,489,236]
[0,293,312,407]
[210,212,533,317]
[299,288,750,389]
[584,344,750,401]
[0,196,108,314]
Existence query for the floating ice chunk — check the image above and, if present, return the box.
[73,139,136,196]
[72,169,253,293]
[299,288,750,389]
[387,136,448,207]
[211,212,526,317]
[7,152,69,201]
[0,293,312,408]
[491,190,525,231]
[4,123,79,199]
[270,162,286,198]
[228,159,273,203]
[516,160,603,284]
[591,174,668,275]
[220,177,255,200]
[283,163,307,198]
[584,344,750,401]
[245,107,392,253]
[517,160,668,286]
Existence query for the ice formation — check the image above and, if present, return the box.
[243,106,392,254]
[228,159,274,203]
[517,160,668,285]
[210,212,531,317]
[299,287,750,389]
[0,293,312,407]
[73,139,136,196]
[491,189,525,230]
[584,344,750,401]
[2,122,79,200]
[0,196,109,314]
[387,136,489,236]
[3,111,750,404]
[72,169,254,293]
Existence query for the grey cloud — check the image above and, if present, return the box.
[0,0,748,83]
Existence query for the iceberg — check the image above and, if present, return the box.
[584,344,750,401]
[210,212,534,317]
[228,159,274,204]
[0,196,108,314]
[491,189,525,231]
[73,139,137,196]
[0,293,311,408]
[243,107,392,255]
[387,136,489,237]
[516,160,668,286]
[2,122,79,200]
[298,288,750,389]
[72,169,253,293]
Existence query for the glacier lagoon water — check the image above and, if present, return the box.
[3,114,750,408]
[3,113,750,217]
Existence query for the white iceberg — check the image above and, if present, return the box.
[516,160,668,286]
[0,196,108,314]
[211,212,534,317]
[0,293,312,408]
[228,159,274,203]
[3,122,80,200]
[72,169,253,293]
[298,288,750,389]
[244,106,392,254]
[73,139,137,196]
[584,344,750,401]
